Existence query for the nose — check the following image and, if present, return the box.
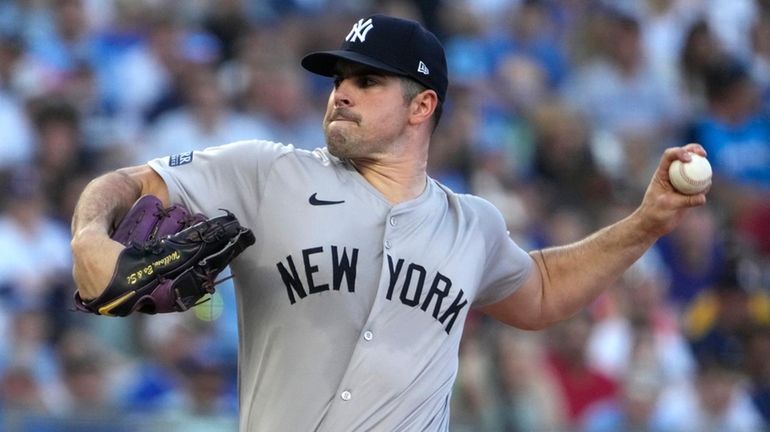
[333,80,353,108]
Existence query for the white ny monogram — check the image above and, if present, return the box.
[345,18,374,43]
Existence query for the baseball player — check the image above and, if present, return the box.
[70,14,709,431]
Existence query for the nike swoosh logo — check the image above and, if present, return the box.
[309,193,345,206]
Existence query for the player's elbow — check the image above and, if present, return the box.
[512,318,553,331]
[497,312,564,331]
[480,296,573,331]
[518,313,575,331]
[478,301,549,331]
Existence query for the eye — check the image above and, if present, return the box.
[357,76,378,88]
[333,77,342,88]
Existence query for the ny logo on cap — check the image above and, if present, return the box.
[345,18,374,43]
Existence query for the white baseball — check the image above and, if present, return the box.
[668,152,712,195]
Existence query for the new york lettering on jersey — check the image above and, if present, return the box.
[275,246,468,334]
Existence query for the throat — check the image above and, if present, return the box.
[350,160,428,204]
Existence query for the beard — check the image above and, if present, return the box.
[326,126,379,160]
[325,128,353,158]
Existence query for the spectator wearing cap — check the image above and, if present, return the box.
[685,258,770,370]
[692,57,770,193]
[688,56,770,257]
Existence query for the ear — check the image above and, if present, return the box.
[408,90,438,127]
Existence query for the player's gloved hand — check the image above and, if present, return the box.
[73,195,255,316]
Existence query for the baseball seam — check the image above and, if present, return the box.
[678,162,710,187]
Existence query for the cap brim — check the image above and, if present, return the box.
[301,50,406,77]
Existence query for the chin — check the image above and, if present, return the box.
[325,131,349,157]
[328,138,369,161]
[327,142,352,159]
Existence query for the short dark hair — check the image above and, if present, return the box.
[703,57,750,102]
[32,99,79,130]
[399,76,443,131]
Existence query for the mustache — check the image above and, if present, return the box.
[328,108,361,124]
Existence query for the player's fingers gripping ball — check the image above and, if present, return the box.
[74,195,255,317]
[668,151,712,195]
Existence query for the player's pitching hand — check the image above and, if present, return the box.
[635,143,710,238]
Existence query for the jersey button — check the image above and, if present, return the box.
[363,331,373,341]
[389,217,397,226]
[384,240,392,249]
[341,390,352,401]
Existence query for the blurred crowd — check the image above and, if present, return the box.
[0,0,769,430]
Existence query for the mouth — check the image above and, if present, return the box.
[329,116,358,126]
[330,117,354,123]
[327,109,360,125]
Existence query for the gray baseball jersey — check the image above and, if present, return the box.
[148,140,533,431]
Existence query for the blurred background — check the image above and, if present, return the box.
[0,0,769,430]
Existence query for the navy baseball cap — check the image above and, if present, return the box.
[301,14,448,101]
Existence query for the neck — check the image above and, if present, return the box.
[349,141,429,205]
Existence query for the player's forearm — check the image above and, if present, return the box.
[534,210,657,322]
[71,170,142,236]
[71,170,142,299]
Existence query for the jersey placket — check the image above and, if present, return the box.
[316,205,413,430]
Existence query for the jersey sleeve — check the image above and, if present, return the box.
[147,139,293,222]
[471,197,534,307]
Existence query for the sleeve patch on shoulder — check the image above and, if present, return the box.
[169,151,193,167]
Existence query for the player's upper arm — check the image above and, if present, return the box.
[477,254,549,330]
[116,164,170,205]
[470,195,534,307]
